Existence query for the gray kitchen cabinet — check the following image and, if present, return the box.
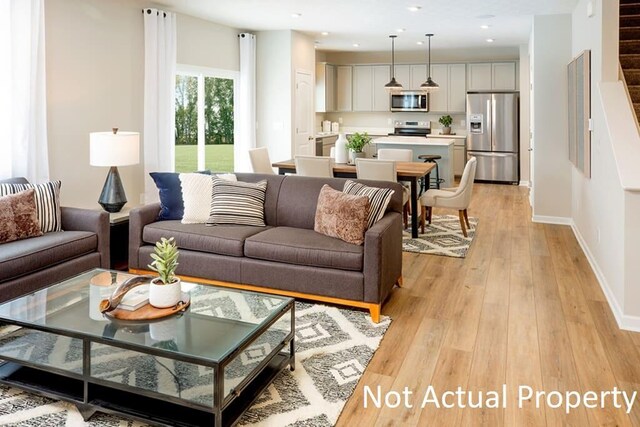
[467,62,516,91]
[428,64,449,112]
[410,64,427,90]
[315,63,336,113]
[448,63,467,113]
[492,62,517,90]
[353,65,390,112]
[393,64,411,90]
[336,65,353,112]
[454,145,466,176]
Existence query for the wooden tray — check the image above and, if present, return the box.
[103,292,190,321]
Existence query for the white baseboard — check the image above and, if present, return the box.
[570,222,640,332]
[532,215,573,225]
[519,180,529,187]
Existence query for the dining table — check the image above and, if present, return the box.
[271,159,435,238]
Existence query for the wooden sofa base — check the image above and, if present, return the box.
[130,269,394,323]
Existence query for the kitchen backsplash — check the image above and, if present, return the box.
[316,112,467,136]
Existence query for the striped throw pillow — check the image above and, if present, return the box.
[343,180,395,229]
[0,181,62,233]
[207,178,268,227]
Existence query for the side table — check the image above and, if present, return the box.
[108,209,131,271]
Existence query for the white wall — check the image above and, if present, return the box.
[570,0,640,327]
[256,30,292,162]
[44,0,240,208]
[519,44,531,185]
[45,0,146,209]
[531,14,573,220]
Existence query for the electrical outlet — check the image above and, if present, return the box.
[460,119,466,127]
[338,117,343,124]
[387,118,393,125]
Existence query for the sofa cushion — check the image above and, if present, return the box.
[0,231,97,282]
[207,178,268,227]
[244,226,364,271]
[343,180,395,230]
[143,221,269,257]
[0,189,43,244]
[150,171,210,221]
[314,185,369,245]
[0,180,62,233]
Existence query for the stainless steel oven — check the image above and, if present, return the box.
[390,91,429,112]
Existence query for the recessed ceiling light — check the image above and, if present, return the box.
[397,28,406,33]
[291,13,301,18]
[417,41,424,45]
[486,38,495,43]
[353,43,360,47]
[407,6,421,12]
[321,31,329,36]
[480,24,490,29]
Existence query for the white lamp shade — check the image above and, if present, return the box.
[90,131,140,166]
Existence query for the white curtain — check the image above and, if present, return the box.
[0,0,48,182]
[236,33,257,172]
[143,8,176,203]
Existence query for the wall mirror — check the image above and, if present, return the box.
[568,50,591,178]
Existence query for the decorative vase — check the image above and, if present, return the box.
[442,127,451,135]
[334,133,349,164]
[149,277,182,308]
[350,151,365,164]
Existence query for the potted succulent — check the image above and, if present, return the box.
[439,115,453,135]
[147,237,182,308]
[346,132,372,163]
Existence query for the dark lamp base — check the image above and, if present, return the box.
[98,166,127,213]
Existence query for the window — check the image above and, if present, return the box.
[174,66,237,173]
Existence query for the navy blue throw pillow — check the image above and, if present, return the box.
[150,171,211,220]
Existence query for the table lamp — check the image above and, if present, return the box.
[90,128,140,213]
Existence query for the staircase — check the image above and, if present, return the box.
[620,0,640,118]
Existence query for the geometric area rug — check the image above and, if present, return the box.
[402,214,478,258]
[0,302,391,427]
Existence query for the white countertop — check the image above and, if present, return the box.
[428,134,467,139]
[315,132,339,138]
[373,136,455,146]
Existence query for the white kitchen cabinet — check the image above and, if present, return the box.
[353,65,390,112]
[353,66,373,111]
[448,63,467,112]
[336,66,352,112]
[492,62,517,90]
[372,65,391,111]
[393,65,410,90]
[410,64,427,90]
[428,64,449,112]
[467,63,492,91]
[315,63,336,113]
[453,145,466,176]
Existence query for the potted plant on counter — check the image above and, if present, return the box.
[439,115,453,135]
[148,237,182,308]
[346,132,372,164]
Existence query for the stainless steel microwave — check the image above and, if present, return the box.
[390,91,429,112]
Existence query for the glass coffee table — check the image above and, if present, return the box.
[0,269,295,426]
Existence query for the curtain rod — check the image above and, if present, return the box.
[142,8,167,18]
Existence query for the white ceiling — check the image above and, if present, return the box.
[155,0,579,52]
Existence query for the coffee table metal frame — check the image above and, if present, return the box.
[0,269,295,427]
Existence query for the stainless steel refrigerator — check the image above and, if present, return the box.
[466,92,519,183]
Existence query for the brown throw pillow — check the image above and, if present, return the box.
[0,189,43,244]
[314,185,370,245]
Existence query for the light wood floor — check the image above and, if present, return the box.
[337,183,640,427]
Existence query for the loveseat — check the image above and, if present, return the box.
[128,173,403,321]
[0,178,110,302]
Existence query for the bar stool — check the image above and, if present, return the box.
[418,154,442,193]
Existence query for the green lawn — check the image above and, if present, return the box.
[175,145,234,173]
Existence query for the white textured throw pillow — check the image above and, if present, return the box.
[179,173,213,224]
[216,173,237,181]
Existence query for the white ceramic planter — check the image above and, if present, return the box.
[149,278,182,308]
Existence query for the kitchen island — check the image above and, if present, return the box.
[373,136,455,188]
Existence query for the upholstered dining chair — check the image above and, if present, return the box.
[294,155,334,178]
[249,147,275,174]
[356,158,409,229]
[377,148,413,162]
[419,156,477,237]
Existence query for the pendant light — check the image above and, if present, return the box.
[384,35,403,92]
[420,33,439,91]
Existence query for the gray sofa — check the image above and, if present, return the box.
[129,173,403,321]
[0,178,110,302]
